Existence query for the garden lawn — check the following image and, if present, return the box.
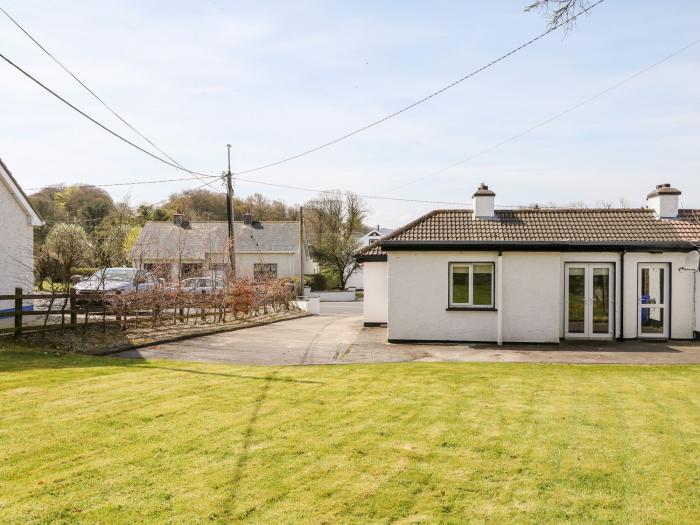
[1,342,699,524]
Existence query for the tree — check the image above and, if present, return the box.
[525,0,592,30]
[304,191,368,289]
[28,185,69,222]
[163,188,228,221]
[122,226,143,264]
[45,224,91,281]
[29,185,115,227]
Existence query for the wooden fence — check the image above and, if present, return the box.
[0,288,83,337]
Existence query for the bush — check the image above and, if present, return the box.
[320,268,340,290]
[304,273,327,291]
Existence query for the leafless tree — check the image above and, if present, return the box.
[525,0,591,31]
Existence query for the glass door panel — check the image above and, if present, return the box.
[638,264,669,338]
[640,267,664,306]
[567,267,586,335]
[591,267,611,334]
[640,307,665,334]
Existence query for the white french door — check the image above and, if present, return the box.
[637,263,669,338]
[564,263,614,339]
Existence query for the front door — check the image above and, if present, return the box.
[638,263,670,338]
[564,263,614,339]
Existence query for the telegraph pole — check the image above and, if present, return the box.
[225,144,236,277]
[298,206,305,295]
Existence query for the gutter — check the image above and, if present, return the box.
[355,254,388,263]
[379,240,697,252]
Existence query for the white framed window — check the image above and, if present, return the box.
[448,262,495,308]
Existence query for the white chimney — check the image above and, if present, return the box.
[472,183,495,218]
[647,183,681,219]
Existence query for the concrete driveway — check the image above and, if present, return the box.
[111,301,700,366]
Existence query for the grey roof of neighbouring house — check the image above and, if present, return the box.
[356,208,700,260]
[132,221,304,260]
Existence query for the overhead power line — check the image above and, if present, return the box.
[382,37,700,195]
[234,0,607,176]
[0,6,210,182]
[233,176,471,206]
[23,174,219,192]
[234,175,574,208]
[0,51,214,178]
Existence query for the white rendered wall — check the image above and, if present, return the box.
[346,265,364,289]
[387,251,498,341]
[695,270,700,336]
[363,262,388,324]
[0,183,34,310]
[141,251,309,281]
[502,252,561,343]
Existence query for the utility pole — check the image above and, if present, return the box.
[225,144,236,277]
[298,206,305,296]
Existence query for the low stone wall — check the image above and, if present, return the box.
[309,290,356,302]
[292,297,321,314]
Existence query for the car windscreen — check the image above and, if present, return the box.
[88,269,137,282]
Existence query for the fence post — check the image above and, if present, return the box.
[14,287,22,338]
[69,289,77,328]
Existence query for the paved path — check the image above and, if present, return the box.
[112,301,700,366]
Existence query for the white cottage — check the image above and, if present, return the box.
[0,158,42,311]
[131,213,315,281]
[357,183,700,343]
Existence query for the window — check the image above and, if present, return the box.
[254,263,278,281]
[180,263,202,278]
[449,263,494,308]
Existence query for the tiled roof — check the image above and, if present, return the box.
[357,208,700,259]
[133,221,302,261]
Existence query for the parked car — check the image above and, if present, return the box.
[74,268,157,304]
[179,277,225,294]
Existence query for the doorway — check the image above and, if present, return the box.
[638,263,670,338]
[564,263,614,339]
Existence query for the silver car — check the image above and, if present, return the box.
[180,277,225,294]
[74,268,157,304]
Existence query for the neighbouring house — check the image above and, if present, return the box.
[345,226,394,290]
[131,213,316,281]
[0,158,43,312]
[357,183,700,343]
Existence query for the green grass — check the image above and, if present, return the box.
[1,342,699,524]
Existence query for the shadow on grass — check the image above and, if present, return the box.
[0,344,323,386]
[133,364,323,384]
[217,370,277,521]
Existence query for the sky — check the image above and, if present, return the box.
[1,0,699,227]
